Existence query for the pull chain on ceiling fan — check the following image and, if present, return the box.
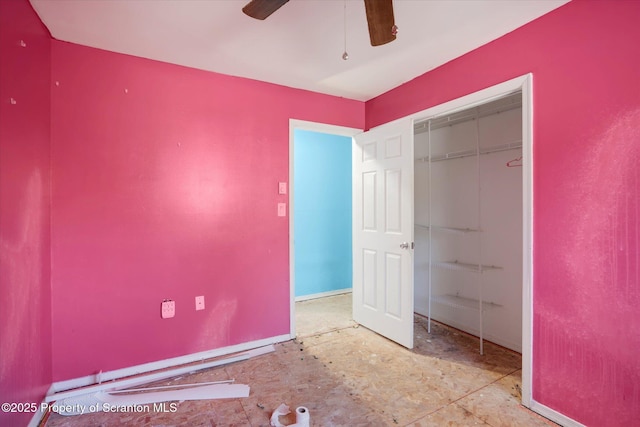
[242,0,397,47]
[343,0,349,60]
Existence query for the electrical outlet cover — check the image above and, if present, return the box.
[161,300,175,319]
[195,296,205,311]
[277,202,286,217]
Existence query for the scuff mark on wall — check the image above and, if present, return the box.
[0,171,44,386]
[537,108,640,425]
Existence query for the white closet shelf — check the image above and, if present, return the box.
[415,224,480,234]
[433,260,502,273]
[415,140,522,163]
[414,92,521,134]
[432,294,501,311]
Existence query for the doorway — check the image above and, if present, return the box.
[293,129,352,300]
[288,120,361,337]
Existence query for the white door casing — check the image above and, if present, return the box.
[353,119,414,349]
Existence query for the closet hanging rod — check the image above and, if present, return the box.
[416,140,522,163]
[414,93,522,134]
[415,224,480,233]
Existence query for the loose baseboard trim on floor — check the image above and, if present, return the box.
[529,399,586,427]
[50,333,291,394]
[295,288,352,302]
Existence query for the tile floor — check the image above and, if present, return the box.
[44,293,556,426]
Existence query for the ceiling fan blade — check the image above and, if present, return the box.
[364,0,396,46]
[242,0,290,20]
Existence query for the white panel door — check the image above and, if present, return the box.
[353,119,414,348]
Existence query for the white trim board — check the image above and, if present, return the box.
[28,404,48,427]
[55,383,251,416]
[521,74,534,409]
[28,384,55,427]
[295,288,352,302]
[288,119,362,339]
[51,333,290,394]
[530,400,586,427]
[46,345,273,403]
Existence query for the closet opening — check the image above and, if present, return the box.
[413,92,523,355]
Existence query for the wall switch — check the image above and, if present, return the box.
[161,300,175,319]
[195,295,205,311]
[278,182,287,195]
[277,202,286,217]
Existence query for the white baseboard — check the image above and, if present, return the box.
[295,288,352,302]
[28,405,47,427]
[529,399,586,427]
[50,334,290,394]
[27,384,55,427]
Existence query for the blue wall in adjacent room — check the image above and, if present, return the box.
[294,129,352,298]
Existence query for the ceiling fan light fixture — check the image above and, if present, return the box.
[242,0,396,48]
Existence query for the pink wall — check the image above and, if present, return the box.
[367,1,640,425]
[50,41,364,381]
[0,1,52,425]
[5,1,637,425]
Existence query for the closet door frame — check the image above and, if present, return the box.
[404,74,533,408]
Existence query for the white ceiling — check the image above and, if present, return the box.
[30,0,568,101]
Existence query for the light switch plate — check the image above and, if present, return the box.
[161,300,175,319]
[278,182,287,195]
[277,203,286,217]
[195,295,205,311]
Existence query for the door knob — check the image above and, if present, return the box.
[400,242,409,249]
